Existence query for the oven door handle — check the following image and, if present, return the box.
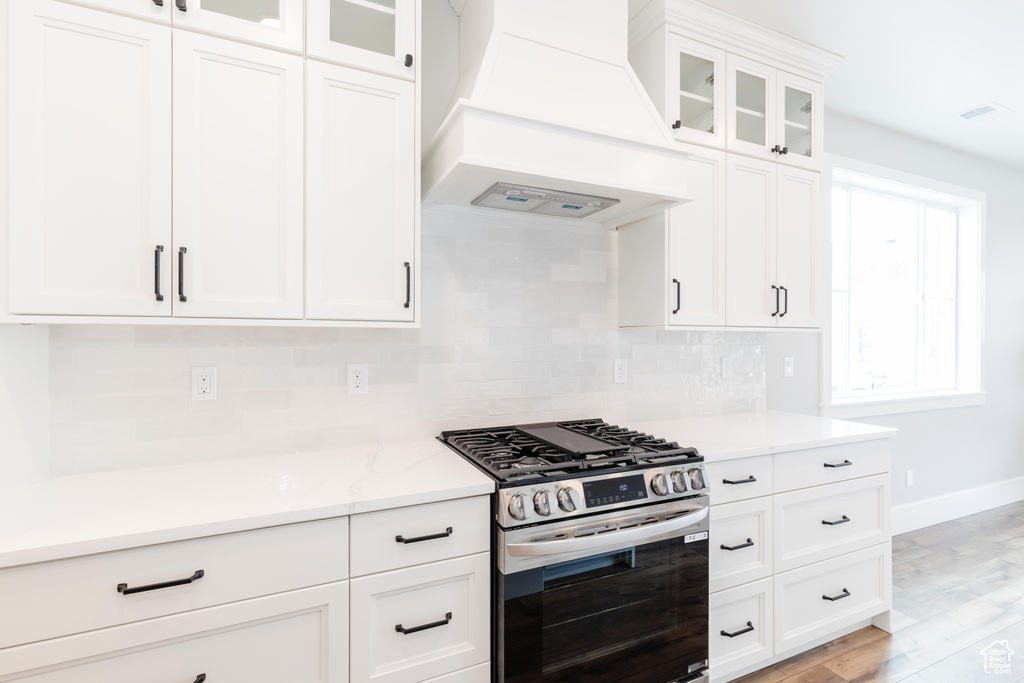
[506,506,709,557]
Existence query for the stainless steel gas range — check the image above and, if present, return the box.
[440,419,710,683]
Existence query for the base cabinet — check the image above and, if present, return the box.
[709,578,773,680]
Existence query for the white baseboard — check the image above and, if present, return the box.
[892,476,1024,535]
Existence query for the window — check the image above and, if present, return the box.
[826,157,984,417]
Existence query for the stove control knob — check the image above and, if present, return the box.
[557,487,582,512]
[688,468,706,490]
[534,490,552,517]
[670,470,688,493]
[508,493,528,521]
[651,473,671,497]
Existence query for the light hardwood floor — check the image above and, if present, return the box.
[734,500,1024,683]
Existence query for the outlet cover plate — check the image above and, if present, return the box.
[192,367,217,401]
[347,363,369,395]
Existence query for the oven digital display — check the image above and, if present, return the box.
[582,474,648,508]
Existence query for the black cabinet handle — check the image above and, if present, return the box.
[672,120,682,129]
[405,54,413,67]
[721,538,754,552]
[781,146,789,155]
[396,612,452,635]
[721,621,754,638]
[396,527,453,544]
[153,0,163,5]
[175,0,186,10]
[825,459,853,468]
[771,144,781,154]
[178,247,187,302]
[117,569,204,596]
[193,676,206,683]
[771,285,779,317]
[822,515,850,526]
[672,278,681,314]
[823,588,851,602]
[723,476,756,485]
[780,286,788,317]
[404,262,411,309]
[154,245,164,301]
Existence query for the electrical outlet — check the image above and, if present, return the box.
[613,359,628,384]
[784,356,795,378]
[721,357,733,379]
[906,469,914,488]
[347,363,369,395]
[192,367,217,401]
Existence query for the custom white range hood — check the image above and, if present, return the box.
[422,0,691,229]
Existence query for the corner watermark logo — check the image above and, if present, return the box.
[981,640,1014,675]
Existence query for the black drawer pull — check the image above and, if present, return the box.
[117,569,204,595]
[396,611,452,635]
[175,0,186,10]
[178,247,187,302]
[822,588,851,602]
[723,476,756,485]
[822,515,850,526]
[396,527,453,544]
[824,459,853,468]
[672,278,681,314]
[721,538,754,552]
[405,54,413,67]
[404,261,411,309]
[154,245,164,301]
[194,676,206,683]
[720,621,754,638]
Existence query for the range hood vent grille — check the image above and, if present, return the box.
[471,183,620,219]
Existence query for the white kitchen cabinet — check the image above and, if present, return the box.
[725,53,776,163]
[172,30,304,320]
[307,0,418,81]
[710,497,772,594]
[7,0,173,317]
[725,155,820,328]
[0,582,349,682]
[709,578,773,680]
[55,0,171,22]
[170,0,305,53]
[776,71,823,171]
[306,60,416,322]
[618,146,726,327]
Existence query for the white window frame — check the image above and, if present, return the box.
[821,154,986,419]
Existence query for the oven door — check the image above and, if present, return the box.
[496,499,710,683]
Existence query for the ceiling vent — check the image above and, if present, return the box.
[956,102,1014,121]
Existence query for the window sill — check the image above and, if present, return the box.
[821,392,986,419]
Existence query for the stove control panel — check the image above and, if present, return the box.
[497,463,708,528]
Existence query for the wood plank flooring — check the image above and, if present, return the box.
[734,501,1024,683]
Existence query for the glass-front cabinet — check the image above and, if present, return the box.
[307,0,417,80]
[776,70,823,171]
[171,0,304,52]
[667,35,725,148]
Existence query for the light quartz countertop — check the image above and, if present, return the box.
[0,411,895,570]
[0,438,494,569]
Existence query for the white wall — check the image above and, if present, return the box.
[49,210,766,474]
[767,112,1024,518]
[0,325,49,494]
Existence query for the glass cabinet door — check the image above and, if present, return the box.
[726,54,775,161]
[307,0,417,81]
[776,71,823,170]
[668,35,725,148]
[171,0,304,52]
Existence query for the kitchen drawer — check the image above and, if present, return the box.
[706,455,773,504]
[350,496,489,577]
[709,577,773,681]
[774,543,890,653]
[773,439,891,493]
[710,497,772,593]
[774,474,889,572]
[419,663,490,682]
[350,553,490,683]
[0,581,348,682]
[0,517,348,650]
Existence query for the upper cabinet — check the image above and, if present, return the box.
[668,35,726,148]
[5,0,421,326]
[307,0,418,80]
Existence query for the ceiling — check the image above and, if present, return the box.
[697,0,1024,171]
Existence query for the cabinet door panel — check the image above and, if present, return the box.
[8,0,172,317]
[306,61,415,322]
[776,71,823,171]
[668,147,725,326]
[726,54,775,162]
[55,0,171,22]
[171,0,304,53]
[172,31,303,320]
[667,34,725,148]
[776,167,820,328]
[725,155,776,327]
[307,0,417,81]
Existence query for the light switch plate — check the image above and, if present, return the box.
[721,357,733,379]
[784,357,794,378]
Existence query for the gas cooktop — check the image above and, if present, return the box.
[439,418,701,486]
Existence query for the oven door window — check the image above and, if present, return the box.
[499,534,709,683]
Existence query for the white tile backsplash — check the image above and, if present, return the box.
[48,210,765,473]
